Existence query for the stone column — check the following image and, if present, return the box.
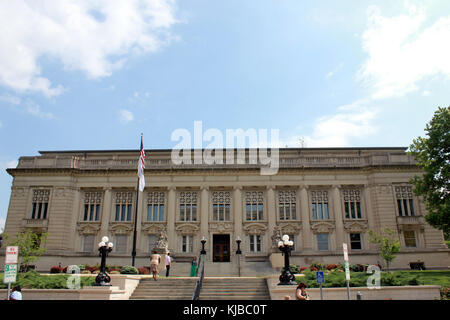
[100,187,112,240]
[266,185,276,252]
[135,188,145,254]
[233,186,243,241]
[362,184,375,250]
[332,185,345,251]
[299,186,312,252]
[167,187,176,253]
[200,186,210,250]
[68,187,81,252]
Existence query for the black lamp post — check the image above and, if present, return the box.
[94,236,113,286]
[200,236,206,255]
[278,234,296,285]
[235,236,242,277]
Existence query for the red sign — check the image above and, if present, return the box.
[5,246,19,264]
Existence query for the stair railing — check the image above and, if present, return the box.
[192,254,205,300]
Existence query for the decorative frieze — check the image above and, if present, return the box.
[77,222,101,235]
[343,220,368,233]
[175,223,200,235]
[243,222,267,235]
[209,221,234,233]
[310,221,335,234]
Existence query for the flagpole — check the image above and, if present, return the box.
[131,177,140,267]
[131,133,144,267]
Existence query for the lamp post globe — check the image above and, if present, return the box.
[95,236,113,286]
[278,235,296,285]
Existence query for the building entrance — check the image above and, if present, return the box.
[213,234,230,262]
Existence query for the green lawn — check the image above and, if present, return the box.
[297,269,450,288]
[0,270,96,289]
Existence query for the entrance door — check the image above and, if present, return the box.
[213,234,230,262]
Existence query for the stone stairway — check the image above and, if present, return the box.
[129,276,271,300]
[199,277,270,300]
[130,277,197,300]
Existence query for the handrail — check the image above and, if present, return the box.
[192,254,205,300]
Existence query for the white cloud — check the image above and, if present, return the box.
[326,63,344,79]
[0,93,21,105]
[23,100,56,119]
[358,4,450,99]
[0,217,5,233]
[422,90,431,96]
[119,109,134,123]
[0,1,178,97]
[282,100,378,148]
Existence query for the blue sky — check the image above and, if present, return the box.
[1,0,450,231]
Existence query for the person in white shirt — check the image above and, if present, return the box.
[10,286,22,300]
[165,252,172,277]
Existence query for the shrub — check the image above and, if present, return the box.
[50,266,63,274]
[309,267,318,272]
[310,262,325,270]
[408,276,421,286]
[120,265,139,274]
[325,264,338,270]
[138,267,150,274]
[441,287,449,300]
[299,267,308,273]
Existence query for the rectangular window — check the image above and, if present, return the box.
[82,235,95,252]
[311,191,329,220]
[148,234,158,252]
[245,191,264,221]
[317,234,329,251]
[179,192,198,222]
[82,192,102,222]
[31,189,50,219]
[395,186,415,217]
[278,191,297,220]
[182,235,193,253]
[115,235,128,253]
[350,233,362,250]
[343,189,363,219]
[147,192,166,222]
[114,192,133,222]
[249,235,261,253]
[212,191,232,221]
[404,231,417,247]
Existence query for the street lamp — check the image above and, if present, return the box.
[236,236,242,277]
[200,236,206,255]
[278,234,296,285]
[95,236,114,286]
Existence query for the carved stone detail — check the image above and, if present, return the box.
[243,222,267,235]
[175,223,200,235]
[278,222,302,235]
[141,223,167,234]
[109,223,133,234]
[310,221,335,234]
[209,222,234,233]
[343,220,368,233]
[77,222,101,235]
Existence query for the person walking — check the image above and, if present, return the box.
[165,252,172,277]
[296,282,309,300]
[190,257,198,277]
[150,250,161,281]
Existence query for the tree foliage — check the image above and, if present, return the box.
[408,106,450,238]
[367,227,400,271]
[4,230,48,272]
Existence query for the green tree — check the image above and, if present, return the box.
[367,227,400,272]
[408,106,450,239]
[4,230,48,272]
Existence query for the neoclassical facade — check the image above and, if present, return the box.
[1,147,449,274]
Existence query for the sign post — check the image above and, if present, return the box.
[4,246,19,300]
[343,243,350,300]
[316,271,325,300]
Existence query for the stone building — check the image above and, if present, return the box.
[1,147,449,275]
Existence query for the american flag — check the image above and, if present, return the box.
[138,135,146,192]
